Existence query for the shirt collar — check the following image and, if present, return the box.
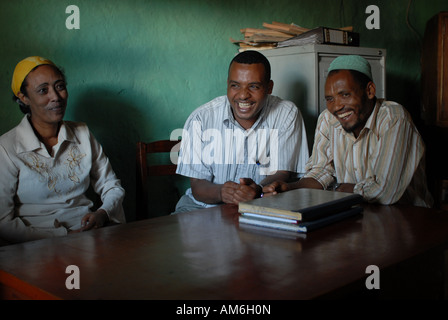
[335,98,381,140]
[363,99,382,138]
[15,115,41,153]
[15,114,79,154]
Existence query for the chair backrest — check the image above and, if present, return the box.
[136,140,181,220]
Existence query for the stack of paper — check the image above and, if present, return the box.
[230,22,357,52]
[230,21,310,52]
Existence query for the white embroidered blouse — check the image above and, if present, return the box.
[0,115,125,244]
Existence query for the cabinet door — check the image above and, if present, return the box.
[422,12,448,127]
[439,14,448,125]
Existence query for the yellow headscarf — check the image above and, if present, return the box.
[11,56,55,97]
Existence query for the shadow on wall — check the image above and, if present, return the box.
[70,87,143,222]
[271,77,314,153]
[385,74,424,130]
[286,79,314,153]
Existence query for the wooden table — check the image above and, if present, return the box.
[1,203,448,300]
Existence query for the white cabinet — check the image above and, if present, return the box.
[263,44,386,145]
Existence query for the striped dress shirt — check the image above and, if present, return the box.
[304,99,433,207]
[177,95,309,207]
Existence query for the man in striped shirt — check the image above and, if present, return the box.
[174,51,309,213]
[265,55,432,207]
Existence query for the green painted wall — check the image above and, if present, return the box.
[1,0,447,221]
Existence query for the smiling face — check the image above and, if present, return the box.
[227,62,273,130]
[18,64,68,128]
[324,70,376,137]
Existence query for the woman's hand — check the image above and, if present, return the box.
[69,209,109,233]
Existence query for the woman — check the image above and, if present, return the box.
[0,56,126,245]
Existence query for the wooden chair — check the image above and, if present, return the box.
[136,140,181,220]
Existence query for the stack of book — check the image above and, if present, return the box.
[230,22,358,52]
[238,188,363,233]
[230,21,310,51]
[277,26,359,48]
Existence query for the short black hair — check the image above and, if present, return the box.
[229,50,271,83]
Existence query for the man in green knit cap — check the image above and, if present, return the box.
[263,55,433,207]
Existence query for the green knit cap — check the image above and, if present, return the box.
[327,55,373,80]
